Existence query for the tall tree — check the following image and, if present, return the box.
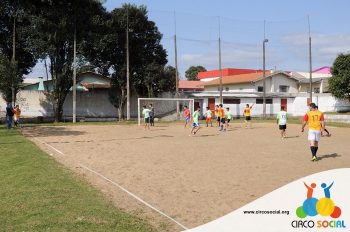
[82,4,169,119]
[329,53,350,101]
[0,54,21,102]
[28,0,106,122]
[0,0,37,102]
[185,65,206,81]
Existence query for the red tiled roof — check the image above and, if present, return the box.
[198,68,262,79]
[179,80,204,90]
[203,71,270,86]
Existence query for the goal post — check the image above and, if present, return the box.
[138,98,195,125]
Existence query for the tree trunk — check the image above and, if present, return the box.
[53,98,64,122]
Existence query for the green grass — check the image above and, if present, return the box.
[0,127,156,232]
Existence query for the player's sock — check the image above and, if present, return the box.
[315,147,318,156]
[310,146,316,157]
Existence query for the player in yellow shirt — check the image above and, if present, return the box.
[13,105,21,127]
[302,103,325,161]
[243,104,254,128]
[218,104,227,132]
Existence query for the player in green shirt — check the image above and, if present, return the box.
[190,106,201,136]
[226,107,233,127]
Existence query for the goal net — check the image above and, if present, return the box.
[138,98,194,125]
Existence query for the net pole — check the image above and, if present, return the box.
[138,98,140,126]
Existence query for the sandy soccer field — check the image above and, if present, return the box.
[22,123,350,231]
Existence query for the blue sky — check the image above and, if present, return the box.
[27,0,350,79]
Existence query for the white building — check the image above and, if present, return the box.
[180,70,350,117]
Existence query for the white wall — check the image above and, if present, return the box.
[254,74,299,93]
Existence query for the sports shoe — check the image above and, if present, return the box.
[311,156,317,162]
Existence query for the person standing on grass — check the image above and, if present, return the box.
[205,107,213,127]
[226,107,233,127]
[302,103,325,162]
[243,103,254,128]
[13,105,21,128]
[142,105,151,130]
[184,105,191,128]
[277,106,287,138]
[149,104,155,127]
[190,106,201,136]
[6,102,14,129]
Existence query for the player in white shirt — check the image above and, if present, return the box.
[276,106,287,138]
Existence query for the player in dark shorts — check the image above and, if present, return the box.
[218,104,227,132]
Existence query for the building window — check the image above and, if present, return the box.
[314,88,320,93]
[257,86,264,92]
[225,87,230,91]
[256,98,273,104]
[223,98,241,104]
[279,85,289,93]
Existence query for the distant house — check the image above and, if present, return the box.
[179,80,204,92]
[180,67,350,116]
[22,71,111,92]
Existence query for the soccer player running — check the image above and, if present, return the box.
[184,106,191,128]
[226,107,233,127]
[205,107,213,127]
[215,105,220,127]
[190,106,201,136]
[276,106,287,138]
[301,103,325,162]
[243,104,254,128]
[218,104,227,132]
[142,105,151,130]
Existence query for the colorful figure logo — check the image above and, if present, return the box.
[296,182,342,219]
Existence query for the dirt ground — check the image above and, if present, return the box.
[22,122,350,231]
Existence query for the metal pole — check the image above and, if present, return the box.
[262,21,268,118]
[126,8,131,120]
[73,25,77,123]
[11,18,16,106]
[218,17,223,104]
[174,11,180,119]
[308,16,313,103]
[138,98,140,125]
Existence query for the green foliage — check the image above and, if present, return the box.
[329,53,350,100]
[0,0,36,75]
[82,4,170,118]
[27,0,106,122]
[185,65,206,81]
[0,54,21,102]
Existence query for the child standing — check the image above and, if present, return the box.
[205,107,213,127]
[13,105,21,127]
[276,106,287,138]
[142,105,151,130]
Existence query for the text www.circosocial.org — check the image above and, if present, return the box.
[243,210,290,215]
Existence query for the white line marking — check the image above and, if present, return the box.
[32,137,65,156]
[79,163,190,231]
[26,132,190,231]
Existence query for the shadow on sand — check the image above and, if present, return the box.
[318,153,340,161]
